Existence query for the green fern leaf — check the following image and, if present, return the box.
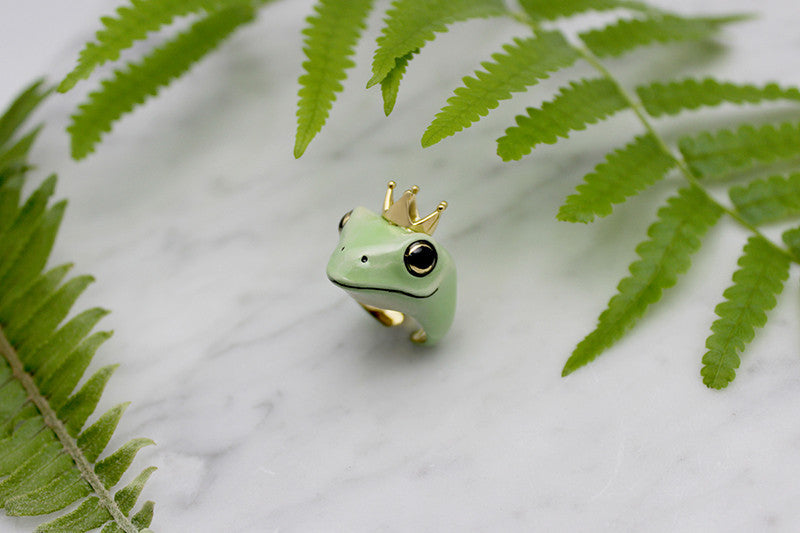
[0,87,155,531]
[557,134,676,223]
[0,176,24,231]
[91,467,157,533]
[679,121,800,178]
[637,78,800,117]
[0,443,69,505]
[519,0,655,21]
[782,227,800,259]
[113,467,157,516]
[380,51,416,116]
[701,236,790,389]
[367,0,507,89]
[563,186,722,375]
[294,0,374,158]
[35,496,110,532]
[422,31,580,147]
[0,80,49,150]
[131,501,154,530]
[497,77,629,161]
[0,127,42,173]
[729,173,800,226]
[79,403,131,464]
[579,14,749,58]
[0,197,65,306]
[0,174,58,292]
[68,3,256,160]
[58,0,238,93]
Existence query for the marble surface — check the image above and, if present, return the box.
[3,0,800,531]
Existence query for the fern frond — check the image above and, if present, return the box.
[0,87,155,531]
[679,122,800,178]
[294,0,374,158]
[729,173,800,226]
[68,3,256,160]
[497,77,629,161]
[562,186,722,375]
[579,14,749,58]
[367,0,507,89]
[421,31,580,147]
[519,0,655,22]
[636,78,800,117]
[700,237,790,389]
[58,0,236,93]
[557,134,676,223]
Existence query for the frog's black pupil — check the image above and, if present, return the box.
[404,241,437,277]
[338,210,352,233]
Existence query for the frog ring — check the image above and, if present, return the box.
[326,181,456,344]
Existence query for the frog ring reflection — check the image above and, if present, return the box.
[326,181,456,344]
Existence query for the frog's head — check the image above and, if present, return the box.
[326,206,447,299]
[326,182,457,344]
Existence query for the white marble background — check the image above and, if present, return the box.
[2,0,800,531]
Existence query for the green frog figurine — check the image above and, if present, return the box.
[326,181,456,344]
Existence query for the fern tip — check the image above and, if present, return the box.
[561,364,578,377]
[293,140,308,159]
[420,134,436,149]
[56,78,77,94]
[561,356,583,376]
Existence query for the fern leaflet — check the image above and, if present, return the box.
[367,0,507,89]
[562,186,722,376]
[68,3,256,160]
[519,0,655,21]
[701,237,790,389]
[421,31,580,147]
[57,0,237,93]
[0,80,49,149]
[679,121,800,178]
[0,127,42,174]
[579,14,749,58]
[294,0,374,158]
[557,134,676,223]
[0,83,155,532]
[636,78,800,117]
[381,51,416,116]
[782,227,800,261]
[729,173,800,226]
[497,77,629,161]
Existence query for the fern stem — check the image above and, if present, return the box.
[0,326,138,533]
[573,44,796,263]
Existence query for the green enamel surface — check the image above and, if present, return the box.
[326,206,456,344]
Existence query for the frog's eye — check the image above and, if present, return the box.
[404,240,437,277]
[338,209,353,233]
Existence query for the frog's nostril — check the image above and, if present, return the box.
[361,255,368,263]
[341,246,345,252]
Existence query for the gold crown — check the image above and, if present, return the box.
[382,181,447,235]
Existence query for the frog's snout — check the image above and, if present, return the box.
[326,245,371,286]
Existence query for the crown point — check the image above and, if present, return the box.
[381,182,447,236]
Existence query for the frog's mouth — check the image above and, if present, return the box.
[328,277,438,299]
